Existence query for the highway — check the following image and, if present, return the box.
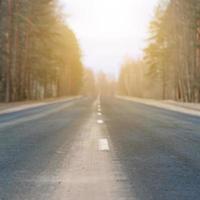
[0,97,199,200]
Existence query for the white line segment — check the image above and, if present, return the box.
[97,119,104,124]
[99,139,109,151]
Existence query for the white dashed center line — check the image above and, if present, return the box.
[99,139,109,151]
[97,112,102,116]
[97,119,104,124]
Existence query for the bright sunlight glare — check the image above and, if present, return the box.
[59,0,159,76]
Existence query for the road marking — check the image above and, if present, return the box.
[97,112,102,116]
[99,139,109,151]
[98,108,101,112]
[97,119,104,124]
[56,150,65,154]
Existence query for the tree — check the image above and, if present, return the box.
[118,0,200,102]
[81,68,96,96]
[118,59,146,97]
[144,0,200,102]
[0,0,83,102]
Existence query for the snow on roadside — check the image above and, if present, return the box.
[0,96,81,115]
[118,96,200,117]
[164,100,200,111]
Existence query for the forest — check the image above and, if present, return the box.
[118,0,200,102]
[0,0,83,102]
[2,0,200,103]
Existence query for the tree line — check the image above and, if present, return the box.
[81,69,116,97]
[0,0,83,102]
[118,0,200,102]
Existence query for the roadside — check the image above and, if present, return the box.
[117,96,200,117]
[0,96,81,115]
[163,100,200,111]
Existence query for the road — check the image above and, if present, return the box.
[0,97,200,200]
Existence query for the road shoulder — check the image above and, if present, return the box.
[0,96,81,115]
[117,96,200,117]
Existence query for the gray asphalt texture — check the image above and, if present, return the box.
[103,97,200,200]
[0,98,91,199]
[0,97,199,200]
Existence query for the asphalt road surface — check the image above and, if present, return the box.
[0,97,200,200]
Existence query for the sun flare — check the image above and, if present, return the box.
[60,0,158,74]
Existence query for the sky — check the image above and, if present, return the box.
[59,0,159,76]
